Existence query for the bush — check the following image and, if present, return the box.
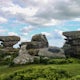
[0,67,71,80]
[47,58,80,64]
[34,57,40,64]
[47,59,68,64]
[12,75,21,80]
[33,57,80,65]
[0,49,18,65]
[40,57,49,64]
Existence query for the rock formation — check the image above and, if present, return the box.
[14,34,65,64]
[20,34,49,49]
[31,34,49,48]
[38,47,65,58]
[0,36,20,48]
[14,34,49,64]
[13,45,34,64]
[63,31,80,57]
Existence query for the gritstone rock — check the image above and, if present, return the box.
[0,36,20,48]
[38,47,65,58]
[20,34,49,49]
[63,31,80,58]
[13,45,34,64]
[31,34,49,48]
[14,34,65,64]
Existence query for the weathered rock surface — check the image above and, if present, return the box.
[13,45,34,64]
[14,34,65,64]
[20,34,49,49]
[31,34,48,48]
[38,47,65,58]
[63,31,80,57]
[13,46,65,64]
[0,36,20,48]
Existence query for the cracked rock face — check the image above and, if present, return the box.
[31,34,49,48]
[13,34,65,64]
[13,45,34,64]
[0,36,20,48]
[20,34,49,49]
[63,31,80,57]
[38,47,65,58]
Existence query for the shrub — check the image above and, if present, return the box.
[33,58,80,65]
[12,75,21,80]
[70,75,80,80]
[0,49,18,65]
[40,57,49,64]
[34,57,40,64]
[47,59,68,64]
[0,67,71,80]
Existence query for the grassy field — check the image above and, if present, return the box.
[0,58,80,80]
[0,64,80,76]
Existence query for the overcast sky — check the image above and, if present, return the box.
[0,0,80,47]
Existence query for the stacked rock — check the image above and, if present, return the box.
[13,34,65,64]
[63,31,80,57]
[20,34,49,49]
[0,36,20,48]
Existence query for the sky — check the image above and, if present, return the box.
[0,0,80,48]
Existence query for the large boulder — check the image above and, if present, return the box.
[0,36,20,48]
[63,31,80,58]
[31,34,48,48]
[20,34,49,49]
[38,47,65,58]
[13,45,34,64]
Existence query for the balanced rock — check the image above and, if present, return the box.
[20,34,49,49]
[14,34,49,64]
[0,36,20,48]
[38,47,65,58]
[31,34,48,48]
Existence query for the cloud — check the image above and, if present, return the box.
[0,17,7,23]
[41,32,51,37]
[21,26,34,33]
[0,29,7,33]
[77,28,80,31]
[0,0,80,47]
[0,27,8,35]
[16,0,80,26]
[1,0,80,27]
[8,32,19,36]
[21,25,35,36]
[49,29,65,47]
[53,29,65,39]
[41,30,65,47]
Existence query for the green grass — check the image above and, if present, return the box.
[0,63,80,76]
[0,58,80,80]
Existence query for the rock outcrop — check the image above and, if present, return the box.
[14,34,49,64]
[20,34,49,49]
[14,34,65,64]
[0,36,20,48]
[31,34,49,48]
[38,47,65,58]
[13,45,34,64]
[63,31,80,57]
